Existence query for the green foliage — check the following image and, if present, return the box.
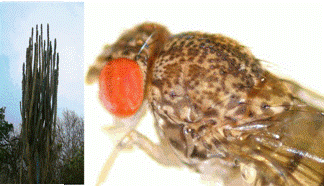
[0,107,19,184]
[0,107,14,141]
[0,106,14,160]
[62,147,84,184]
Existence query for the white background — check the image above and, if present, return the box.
[85,3,324,186]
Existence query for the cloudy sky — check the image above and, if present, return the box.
[0,2,84,129]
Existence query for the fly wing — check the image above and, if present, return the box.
[231,95,324,186]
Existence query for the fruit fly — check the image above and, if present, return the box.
[86,22,324,186]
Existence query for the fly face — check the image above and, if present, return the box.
[87,23,324,186]
[86,22,170,86]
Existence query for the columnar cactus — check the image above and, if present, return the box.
[20,24,59,184]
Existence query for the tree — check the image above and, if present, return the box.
[0,107,13,142]
[61,145,84,184]
[55,109,84,184]
[0,107,21,183]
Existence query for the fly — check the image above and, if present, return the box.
[86,22,324,186]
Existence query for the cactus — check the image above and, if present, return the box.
[20,24,59,184]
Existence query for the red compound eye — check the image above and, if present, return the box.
[99,58,144,117]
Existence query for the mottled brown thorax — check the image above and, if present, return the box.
[149,32,295,165]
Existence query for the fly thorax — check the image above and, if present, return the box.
[149,32,295,165]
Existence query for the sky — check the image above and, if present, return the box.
[85,3,323,186]
[0,2,84,130]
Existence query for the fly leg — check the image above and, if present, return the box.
[127,129,182,167]
[97,128,181,186]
